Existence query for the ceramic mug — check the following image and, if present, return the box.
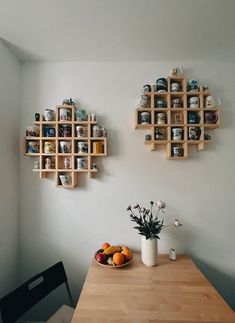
[35,113,40,122]
[155,99,166,108]
[188,127,201,140]
[172,98,181,108]
[172,146,183,157]
[59,125,72,137]
[155,128,165,140]
[143,84,151,93]
[76,158,87,169]
[189,96,199,108]
[205,96,221,108]
[45,157,55,169]
[145,134,151,141]
[26,125,40,137]
[171,82,181,92]
[77,142,88,153]
[173,112,183,124]
[44,141,56,154]
[60,141,71,153]
[93,125,103,137]
[137,95,149,108]
[156,113,166,124]
[188,112,200,124]
[92,141,103,154]
[156,78,167,92]
[188,79,199,92]
[76,126,88,137]
[204,112,218,124]
[59,108,71,121]
[140,112,151,124]
[44,126,55,137]
[59,175,71,186]
[172,128,183,140]
[76,109,87,121]
[43,109,55,121]
[28,141,39,153]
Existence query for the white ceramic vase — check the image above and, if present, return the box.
[141,236,158,267]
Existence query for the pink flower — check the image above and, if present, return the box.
[156,200,166,209]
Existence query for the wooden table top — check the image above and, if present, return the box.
[72,253,234,323]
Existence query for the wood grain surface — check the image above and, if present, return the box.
[72,253,235,322]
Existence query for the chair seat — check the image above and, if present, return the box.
[46,305,74,323]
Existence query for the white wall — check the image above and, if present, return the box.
[0,40,20,296]
[19,61,235,319]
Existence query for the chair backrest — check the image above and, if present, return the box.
[0,262,71,323]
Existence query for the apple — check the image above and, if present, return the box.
[96,252,106,264]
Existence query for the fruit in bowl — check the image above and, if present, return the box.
[94,243,133,268]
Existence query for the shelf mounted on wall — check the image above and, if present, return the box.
[135,68,221,159]
[24,102,107,188]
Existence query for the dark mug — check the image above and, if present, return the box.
[35,113,40,122]
[59,125,72,137]
[188,112,200,124]
[44,126,55,137]
[204,112,218,124]
[188,127,201,140]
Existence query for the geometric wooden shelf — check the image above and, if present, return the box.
[24,104,107,188]
[135,73,220,159]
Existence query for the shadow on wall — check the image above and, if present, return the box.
[192,255,235,311]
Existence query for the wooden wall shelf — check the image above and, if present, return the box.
[135,74,221,159]
[24,105,107,188]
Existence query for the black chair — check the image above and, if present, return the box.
[0,262,74,323]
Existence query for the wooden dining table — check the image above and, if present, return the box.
[71,253,235,322]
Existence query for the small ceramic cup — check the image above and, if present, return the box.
[204,112,218,124]
[76,126,88,137]
[189,96,199,108]
[173,112,183,124]
[143,84,151,93]
[172,146,183,157]
[93,125,103,137]
[145,134,151,141]
[92,142,103,154]
[35,113,40,122]
[59,175,71,186]
[60,108,71,121]
[60,141,71,153]
[43,109,55,121]
[140,112,151,124]
[188,79,199,92]
[156,113,166,124]
[188,127,201,140]
[59,125,72,137]
[76,109,87,121]
[188,112,200,124]
[172,98,181,108]
[155,99,166,108]
[77,142,88,153]
[137,95,149,108]
[171,82,181,92]
[44,126,56,137]
[155,128,165,140]
[76,158,87,169]
[172,128,183,140]
[44,141,56,154]
[205,96,221,108]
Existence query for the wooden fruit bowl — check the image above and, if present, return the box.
[94,250,133,268]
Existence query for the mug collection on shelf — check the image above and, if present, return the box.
[136,70,221,159]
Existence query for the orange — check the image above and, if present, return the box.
[113,252,125,266]
[101,242,110,250]
[121,247,132,261]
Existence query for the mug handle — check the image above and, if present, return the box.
[212,113,218,123]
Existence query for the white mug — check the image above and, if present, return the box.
[189,96,199,108]
[172,128,183,141]
[205,96,221,108]
[60,141,71,153]
[156,113,166,124]
[59,108,71,121]
[59,175,71,186]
